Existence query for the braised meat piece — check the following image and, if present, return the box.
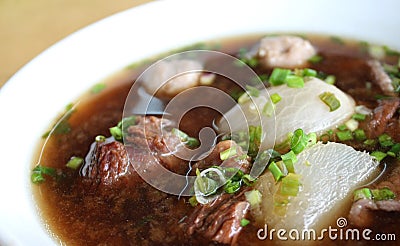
[192,140,251,174]
[185,190,250,245]
[349,164,400,228]
[365,98,400,139]
[79,116,188,192]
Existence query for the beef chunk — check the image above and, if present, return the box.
[367,59,394,95]
[192,140,251,174]
[365,98,400,139]
[184,190,250,245]
[79,116,188,192]
[349,163,400,228]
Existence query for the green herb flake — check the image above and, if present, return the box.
[319,92,341,111]
[286,75,304,88]
[370,151,387,162]
[240,218,250,227]
[220,146,237,160]
[330,36,345,45]
[308,55,323,64]
[378,134,394,147]
[354,129,367,141]
[336,130,354,141]
[31,165,57,184]
[352,113,367,121]
[270,93,282,104]
[269,68,291,86]
[66,157,84,170]
[189,196,198,207]
[245,85,260,97]
[91,83,106,94]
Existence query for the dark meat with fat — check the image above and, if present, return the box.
[79,116,187,192]
[349,163,400,228]
[184,190,250,245]
[365,98,400,139]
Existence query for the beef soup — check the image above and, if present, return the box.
[32,34,400,245]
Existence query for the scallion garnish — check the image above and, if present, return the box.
[220,146,237,160]
[336,130,354,141]
[245,85,260,97]
[388,143,400,158]
[195,168,220,196]
[308,55,323,64]
[66,157,83,170]
[279,173,301,196]
[245,190,262,207]
[91,83,106,94]
[370,151,387,162]
[240,218,250,227]
[31,165,57,184]
[302,68,318,77]
[281,151,298,167]
[224,180,241,194]
[109,126,123,141]
[269,68,291,86]
[324,75,336,85]
[262,102,275,117]
[188,196,198,207]
[345,119,359,132]
[372,187,396,201]
[95,135,106,142]
[354,129,367,141]
[268,161,284,182]
[354,188,372,201]
[319,92,341,111]
[270,93,282,104]
[352,113,367,121]
[378,134,394,147]
[286,75,304,88]
[172,128,200,148]
[364,139,376,146]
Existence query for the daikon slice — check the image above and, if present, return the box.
[217,78,355,150]
[255,142,379,234]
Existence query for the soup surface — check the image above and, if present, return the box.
[32,34,400,245]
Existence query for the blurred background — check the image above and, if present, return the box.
[0,0,152,87]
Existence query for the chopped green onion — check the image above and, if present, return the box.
[248,125,262,158]
[242,174,256,186]
[220,146,237,160]
[270,93,282,104]
[237,92,250,104]
[378,134,394,147]
[268,161,284,182]
[245,190,262,207]
[372,187,396,201]
[308,55,323,64]
[224,180,241,194]
[195,169,219,196]
[269,68,291,86]
[354,188,373,201]
[324,75,336,85]
[286,75,304,88]
[370,151,387,162]
[336,130,354,141]
[337,124,347,131]
[189,196,198,207]
[95,135,106,142]
[388,143,400,157]
[262,101,275,117]
[302,68,317,77]
[31,165,57,184]
[109,126,123,141]
[383,45,400,56]
[364,139,376,146]
[354,129,367,141]
[281,150,298,166]
[319,92,341,111]
[280,173,301,196]
[290,129,308,154]
[245,85,260,97]
[172,128,200,148]
[240,218,250,227]
[91,83,106,94]
[66,157,83,170]
[352,113,367,121]
[283,159,295,173]
[345,119,359,132]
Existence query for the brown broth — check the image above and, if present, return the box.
[32,34,400,245]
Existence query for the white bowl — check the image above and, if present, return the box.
[0,0,399,245]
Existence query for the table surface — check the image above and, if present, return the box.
[0,0,152,88]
